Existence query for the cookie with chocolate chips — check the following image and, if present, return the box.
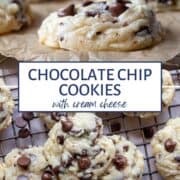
[151,118,180,180]
[0,79,14,131]
[45,136,116,179]
[123,69,175,119]
[38,0,164,51]
[102,135,144,180]
[0,0,31,34]
[4,147,50,180]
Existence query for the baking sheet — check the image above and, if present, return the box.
[0,2,180,61]
[0,58,180,180]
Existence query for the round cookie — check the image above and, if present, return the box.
[0,0,31,34]
[44,136,116,179]
[151,118,180,180]
[123,69,175,118]
[38,0,164,51]
[102,135,144,180]
[4,147,52,180]
[0,79,14,131]
[39,112,103,131]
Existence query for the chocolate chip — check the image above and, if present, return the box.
[164,138,176,152]
[123,145,129,152]
[96,32,102,35]
[22,112,34,121]
[78,157,91,170]
[41,171,53,180]
[136,26,151,36]
[57,135,64,145]
[15,117,27,128]
[60,37,64,41]
[82,1,93,6]
[53,166,61,175]
[58,4,76,17]
[86,11,99,17]
[111,122,121,132]
[61,120,73,132]
[51,112,61,122]
[143,127,154,139]
[112,20,118,23]
[17,155,31,169]
[18,128,30,138]
[113,154,128,170]
[0,103,4,112]
[17,175,29,180]
[109,3,127,17]
[174,156,180,163]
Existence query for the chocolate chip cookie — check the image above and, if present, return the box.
[3,147,52,180]
[44,136,116,179]
[0,79,14,131]
[123,69,175,118]
[39,112,103,131]
[151,118,180,180]
[38,0,164,51]
[0,0,31,34]
[102,135,144,180]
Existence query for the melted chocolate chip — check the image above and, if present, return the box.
[96,32,102,35]
[58,4,76,17]
[86,11,99,17]
[17,155,31,169]
[82,1,93,6]
[15,117,27,128]
[17,175,29,180]
[60,37,64,41]
[143,127,154,139]
[164,138,176,153]
[113,154,128,170]
[78,157,91,170]
[51,112,61,122]
[61,120,73,132]
[41,171,53,180]
[53,166,61,175]
[18,128,30,138]
[175,156,180,163]
[57,135,64,145]
[22,112,34,121]
[136,26,151,36]
[0,103,4,112]
[123,145,129,152]
[109,3,127,17]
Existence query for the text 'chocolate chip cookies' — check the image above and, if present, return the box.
[0,0,32,35]
[38,0,165,51]
[0,79,14,131]
[151,118,180,180]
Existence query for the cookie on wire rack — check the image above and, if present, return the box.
[0,79,14,131]
[151,117,180,180]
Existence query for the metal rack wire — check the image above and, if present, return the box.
[0,58,180,180]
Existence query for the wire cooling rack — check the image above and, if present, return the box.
[0,57,180,180]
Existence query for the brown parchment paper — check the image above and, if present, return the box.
[0,1,180,61]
